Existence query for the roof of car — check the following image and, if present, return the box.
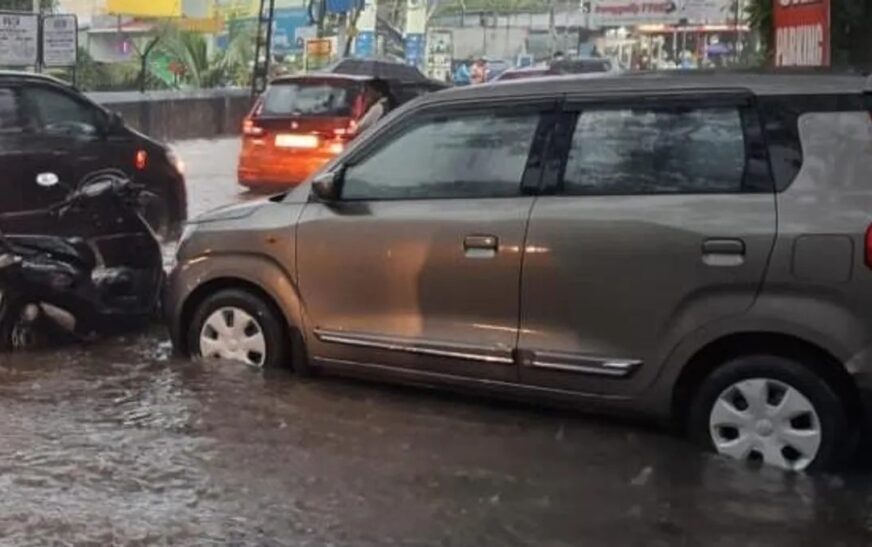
[271,73,373,85]
[425,70,869,104]
[0,70,73,87]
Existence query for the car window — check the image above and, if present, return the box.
[563,106,746,195]
[24,86,100,137]
[0,87,26,134]
[261,82,356,117]
[342,110,540,200]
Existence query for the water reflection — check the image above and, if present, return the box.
[0,331,870,544]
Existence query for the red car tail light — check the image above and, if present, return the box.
[243,118,265,137]
[135,149,148,170]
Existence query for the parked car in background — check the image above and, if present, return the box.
[239,73,443,190]
[0,72,187,239]
[550,57,614,74]
[169,72,872,472]
[485,58,512,81]
[492,65,555,82]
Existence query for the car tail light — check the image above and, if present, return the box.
[866,224,872,270]
[135,149,148,171]
[243,118,265,137]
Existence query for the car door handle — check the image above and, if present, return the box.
[702,238,745,266]
[464,235,498,258]
[702,238,745,255]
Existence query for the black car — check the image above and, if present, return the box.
[0,72,186,239]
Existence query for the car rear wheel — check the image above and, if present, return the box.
[188,289,289,369]
[689,355,850,472]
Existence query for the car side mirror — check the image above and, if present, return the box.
[311,169,343,202]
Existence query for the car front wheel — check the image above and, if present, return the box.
[187,289,289,369]
[689,355,851,472]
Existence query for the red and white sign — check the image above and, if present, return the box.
[774,0,830,67]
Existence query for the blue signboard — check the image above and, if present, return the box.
[354,30,375,58]
[217,8,309,54]
[273,8,310,53]
[325,0,363,14]
[404,33,424,68]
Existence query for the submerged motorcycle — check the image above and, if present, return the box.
[0,169,163,350]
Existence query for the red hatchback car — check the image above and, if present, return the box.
[238,74,373,190]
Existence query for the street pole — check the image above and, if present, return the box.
[33,0,41,73]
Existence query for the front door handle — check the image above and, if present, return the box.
[464,235,498,258]
[702,238,745,266]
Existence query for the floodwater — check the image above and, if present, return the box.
[0,139,870,545]
[2,331,872,545]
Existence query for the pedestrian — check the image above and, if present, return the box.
[453,61,471,86]
[356,78,395,134]
[470,58,487,84]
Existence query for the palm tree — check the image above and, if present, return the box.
[156,24,255,88]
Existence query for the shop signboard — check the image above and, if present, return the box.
[774,0,830,67]
[590,0,732,27]
[42,14,78,68]
[425,29,452,82]
[0,12,37,67]
[305,37,334,71]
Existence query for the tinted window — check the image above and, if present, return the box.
[563,107,746,195]
[342,110,540,200]
[261,81,358,117]
[25,86,100,136]
[0,88,25,133]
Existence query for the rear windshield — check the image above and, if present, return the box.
[260,80,360,117]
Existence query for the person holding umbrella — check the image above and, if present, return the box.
[356,78,396,134]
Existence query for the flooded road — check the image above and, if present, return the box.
[2,333,872,545]
[1,139,870,545]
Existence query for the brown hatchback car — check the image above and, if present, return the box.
[167,72,872,472]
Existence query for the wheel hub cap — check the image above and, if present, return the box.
[709,378,822,471]
[755,419,774,437]
[198,307,267,368]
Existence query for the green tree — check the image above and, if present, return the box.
[156,24,254,88]
[745,0,773,63]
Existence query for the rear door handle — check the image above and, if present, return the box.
[702,238,745,266]
[464,235,498,258]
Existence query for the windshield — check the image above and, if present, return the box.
[260,80,359,117]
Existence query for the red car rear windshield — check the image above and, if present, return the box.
[260,79,361,117]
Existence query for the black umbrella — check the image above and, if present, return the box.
[326,57,431,83]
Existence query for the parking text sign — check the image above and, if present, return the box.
[774,0,830,67]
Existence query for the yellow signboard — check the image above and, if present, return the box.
[107,0,182,17]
